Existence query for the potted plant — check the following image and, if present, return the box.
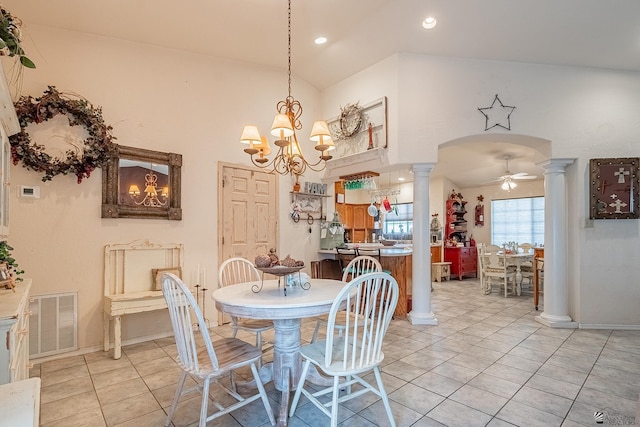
[0,241,24,284]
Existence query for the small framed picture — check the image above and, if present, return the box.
[152,267,183,291]
[590,157,639,219]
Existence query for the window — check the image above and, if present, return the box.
[491,197,544,246]
[383,203,413,239]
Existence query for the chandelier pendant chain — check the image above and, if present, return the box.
[239,0,334,188]
[287,0,292,101]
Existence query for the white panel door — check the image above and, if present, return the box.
[220,164,278,263]
[219,164,277,325]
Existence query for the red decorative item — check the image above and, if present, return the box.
[382,197,392,212]
[475,203,484,226]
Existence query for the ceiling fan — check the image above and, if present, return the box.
[492,156,537,191]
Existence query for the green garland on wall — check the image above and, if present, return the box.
[9,86,115,183]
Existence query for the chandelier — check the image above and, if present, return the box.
[240,0,334,191]
[128,168,169,207]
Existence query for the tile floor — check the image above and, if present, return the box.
[33,279,640,427]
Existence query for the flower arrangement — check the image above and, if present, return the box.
[0,5,35,68]
[10,86,116,182]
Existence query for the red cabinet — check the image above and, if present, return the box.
[444,246,477,280]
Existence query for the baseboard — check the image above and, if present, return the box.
[30,331,175,364]
[579,323,640,330]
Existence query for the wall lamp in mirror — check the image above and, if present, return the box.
[102,144,182,220]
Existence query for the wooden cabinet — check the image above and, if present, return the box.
[430,244,442,263]
[336,203,374,243]
[379,254,411,319]
[343,205,354,228]
[353,205,370,228]
[0,280,32,384]
[444,247,477,280]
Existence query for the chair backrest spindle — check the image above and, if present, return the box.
[162,273,219,373]
[219,257,261,287]
[325,272,398,371]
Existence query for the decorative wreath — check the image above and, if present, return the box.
[336,102,363,140]
[9,86,115,183]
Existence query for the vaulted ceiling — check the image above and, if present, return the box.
[7,0,639,188]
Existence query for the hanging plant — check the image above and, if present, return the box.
[0,6,35,68]
[9,86,116,183]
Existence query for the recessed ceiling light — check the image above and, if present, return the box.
[398,177,405,181]
[314,36,327,45]
[422,16,437,30]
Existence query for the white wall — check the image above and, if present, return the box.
[6,25,324,351]
[6,20,640,358]
[323,53,640,327]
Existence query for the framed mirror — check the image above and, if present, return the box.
[102,144,182,220]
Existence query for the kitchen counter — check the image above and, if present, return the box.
[317,247,412,319]
[318,247,412,257]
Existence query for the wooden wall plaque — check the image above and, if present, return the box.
[589,157,639,219]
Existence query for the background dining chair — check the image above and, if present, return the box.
[335,247,357,274]
[161,273,276,427]
[218,257,274,363]
[517,243,535,290]
[290,272,399,427]
[355,247,392,274]
[484,250,517,297]
[478,244,500,294]
[535,257,544,310]
[311,255,382,343]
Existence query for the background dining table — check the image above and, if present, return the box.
[212,277,346,426]
[503,252,535,295]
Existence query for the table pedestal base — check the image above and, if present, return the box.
[236,318,334,426]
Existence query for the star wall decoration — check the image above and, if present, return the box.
[478,94,516,131]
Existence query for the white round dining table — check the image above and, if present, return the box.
[212,278,346,426]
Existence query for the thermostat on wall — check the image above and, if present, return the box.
[19,185,40,199]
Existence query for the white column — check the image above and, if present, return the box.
[536,158,577,329]
[408,163,438,325]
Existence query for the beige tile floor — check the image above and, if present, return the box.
[32,279,640,426]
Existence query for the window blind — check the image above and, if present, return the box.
[491,197,544,246]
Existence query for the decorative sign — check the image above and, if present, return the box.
[327,97,388,159]
[589,157,639,219]
[304,182,327,195]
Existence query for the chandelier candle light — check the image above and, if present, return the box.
[128,166,169,207]
[240,0,335,192]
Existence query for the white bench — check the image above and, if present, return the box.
[103,240,184,359]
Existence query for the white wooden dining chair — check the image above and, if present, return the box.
[218,257,274,361]
[290,272,399,427]
[517,243,535,290]
[478,244,501,294]
[335,247,357,274]
[484,250,517,297]
[310,255,382,343]
[161,273,276,427]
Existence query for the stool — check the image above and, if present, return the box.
[432,262,451,282]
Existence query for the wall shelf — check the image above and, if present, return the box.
[290,192,328,222]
